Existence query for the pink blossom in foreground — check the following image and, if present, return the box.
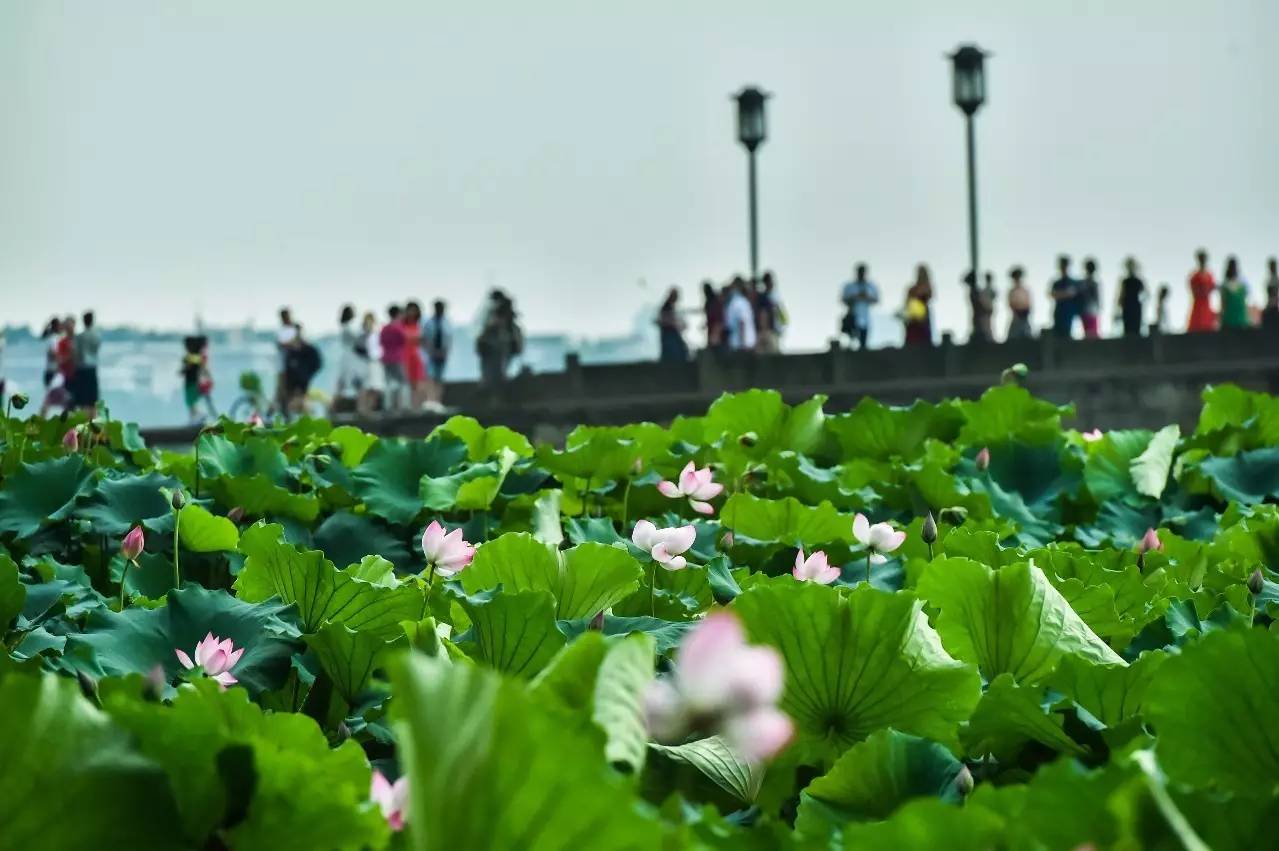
[370,771,409,831]
[420,521,475,577]
[247,414,265,427]
[632,519,697,570]
[644,611,792,762]
[1081,429,1104,443]
[62,427,79,452]
[175,632,244,688]
[1137,527,1162,554]
[121,526,145,562]
[975,446,991,471]
[792,548,840,585]
[657,462,725,515]
[852,513,906,564]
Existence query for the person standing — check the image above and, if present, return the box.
[401,301,426,408]
[477,290,521,386]
[1155,284,1172,333]
[1006,266,1033,339]
[1187,249,1217,332]
[71,310,101,414]
[840,263,879,350]
[421,299,452,411]
[1049,255,1079,339]
[903,265,934,347]
[38,317,65,416]
[379,305,407,411]
[181,335,216,423]
[724,278,757,352]
[966,271,995,343]
[1219,256,1250,330]
[1117,257,1147,338]
[755,272,783,354]
[656,288,689,362]
[357,311,383,415]
[1265,256,1279,304]
[1262,271,1279,332]
[702,281,725,350]
[57,316,77,399]
[332,304,360,412]
[275,308,299,413]
[1078,258,1102,339]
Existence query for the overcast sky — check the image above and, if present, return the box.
[2,0,1276,347]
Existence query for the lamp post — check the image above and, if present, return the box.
[949,44,988,325]
[734,86,768,286]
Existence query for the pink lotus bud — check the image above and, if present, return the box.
[1137,528,1162,554]
[62,427,80,452]
[247,414,265,428]
[121,526,145,562]
[227,506,246,523]
[975,447,990,471]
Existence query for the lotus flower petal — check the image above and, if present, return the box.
[725,706,794,762]
[689,499,715,516]
[852,513,871,546]
[656,480,681,498]
[631,519,661,551]
[175,649,195,669]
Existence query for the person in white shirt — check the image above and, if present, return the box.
[332,305,360,413]
[275,308,299,413]
[724,278,757,351]
[420,300,452,411]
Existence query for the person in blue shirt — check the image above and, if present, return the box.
[840,263,879,349]
[1049,255,1079,339]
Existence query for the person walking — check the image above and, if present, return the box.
[1117,257,1147,338]
[903,265,934,347]
[379,305,408,412]
[1219,256,1250,330]
[181,335,216,423]
[1049,255,1079,339]
[656,288,689,362]
[38,317,66,416]
[332,304,360,412]
[702,281,725,350]
[724,278,757,352]
[755,272,783,354]
[1187,249,1217,332]
[71,310,101,414]
[840,263,879,350]
[1006,266,1033,340]
[1078,258,1102,339]
[421,299,452,411]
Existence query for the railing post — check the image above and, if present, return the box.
[940,332,957,377]
[827,339,847,385]
[565,352,585,399]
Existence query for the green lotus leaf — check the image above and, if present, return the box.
[0,455,95,537]
[433,415,534,461]
[651,736,763,804]
[77,471,179,536]
[960,674,1087,761]
[825,398,964,462]
[178,502,239,552]
[352,435,467,524]
[458,589,565,679]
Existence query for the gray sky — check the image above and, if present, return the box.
[2,0,1276,346]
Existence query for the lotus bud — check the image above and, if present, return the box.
[1136,528,1162,555]
[247,414,265,428]
[77,670,100,705]
[62,427,80,452]
[738,431,758,448]
[1248,568,1265,596]
[953,764,974,797]
[10,392,29,411]
[921,511,938,545]
[121,526,145,562]
[974,447,990,471]
[227,506,246,523]
[143,664,167,702]
[171,490,186,511]
[589,610,606,631]
[1000,363,1029,385]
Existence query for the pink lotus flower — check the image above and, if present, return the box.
[792,548,840,585]
[657,462,724,515]
[175,632,244,688]
[852,513,906,564]
[247,414,265,427]
[420,521,475,577]
[632,519,697,570]
[62,427,79,452]
[975,446,991,471]
[1137,527,1162,554]
[644,611,792,762]
[121,526,145,562]
[1081,429,1104,443]
[370,771,409,831]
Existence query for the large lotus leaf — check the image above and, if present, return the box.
[650,736,763,804]
[312,509,414,574]
[352,435,467,524]
[458,589,566,679]
[916,557,1123,684]
[1196,447,1279,504]
[216,474,320,523]
[391,653,663,851]
[461,533,642,620]
[1,553,24,627]
[326,425,378,467]
[1144,626,1279,794]
[558,614,695,656]
[1050,651,1166,728]
[77,471,179,536]
[0,668,185,850]
[0,455,95,537]
[592,631,655,774]
[798,728,965,827]
[960,674,1087,761]
[1130,425,1180,500]
[63,584,301,695]
[820,797,1005,851]
[732,581,980,756]
[102,677,385,850]
[825,398,964,462]
[434,415,534,461]
[702,389,826,459]
[304,622,400,704]
[1029,545,1160,633]
[235,522,424,637]
[721,492,854,547]
[197,433,289,484]
[420,448,517,511]
[536,435,642,485]
[1192,383,1279,452]
[1084,429,1154,504]
[178,503,239,553]
[957,384,1071,446]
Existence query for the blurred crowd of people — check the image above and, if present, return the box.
[32,312,102,417]
[656,272,786,362]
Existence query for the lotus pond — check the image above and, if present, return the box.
[2,384,1278,850]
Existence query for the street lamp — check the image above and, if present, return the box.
[949,43,988,335]
[734,86,768,286]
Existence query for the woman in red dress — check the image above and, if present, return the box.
[401,301,426,407]
[1187,248,1217,332]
